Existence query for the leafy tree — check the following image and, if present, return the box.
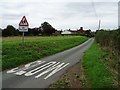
[41,22,55,35]
[85,29,91,37]
[28,28,41,36]
[2,25,19,36]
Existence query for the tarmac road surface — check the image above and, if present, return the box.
[2,38,94,88]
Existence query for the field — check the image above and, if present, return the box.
[2,36,88,70]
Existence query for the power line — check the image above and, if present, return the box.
[91,0,101,30]
[91,0,98,20]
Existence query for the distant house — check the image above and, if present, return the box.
[67,27,85,35]
[54,30,62,35]
[61,30,72,34]
[54,27,91,36]
[78,27,85,35]
[68,29,79,34]
[84,29,91,37]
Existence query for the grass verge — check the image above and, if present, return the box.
[82,41,116,88]
[49,41,117,88]
[2,36,88,70]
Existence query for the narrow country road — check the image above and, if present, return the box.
[2,38,94,88]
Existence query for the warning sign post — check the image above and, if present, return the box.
[19,16,29,48]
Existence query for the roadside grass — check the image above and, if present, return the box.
[49,41,117,88]
[82,41,115,88]
[2,36,88,70]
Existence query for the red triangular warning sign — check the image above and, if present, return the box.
[19,16,29,26]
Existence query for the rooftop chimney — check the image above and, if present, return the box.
[80,27,83,30]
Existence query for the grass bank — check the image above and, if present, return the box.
[82,41,116,88]
[2,36,88,70]
[49,41,117,88]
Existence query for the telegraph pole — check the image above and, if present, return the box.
[98,20,101,30]
[118,1,120,29]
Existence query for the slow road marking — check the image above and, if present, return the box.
[7,60,69,79]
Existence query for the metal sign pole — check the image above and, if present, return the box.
[19,16,29,48]
[22,32,24,48]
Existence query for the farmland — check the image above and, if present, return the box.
[2,36,88,70]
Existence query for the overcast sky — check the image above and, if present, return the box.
[0,0,119,31]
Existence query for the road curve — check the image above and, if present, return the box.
[2,38,94,88]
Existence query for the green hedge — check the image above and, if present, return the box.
[95,29,120,55]
[95,30,120,79]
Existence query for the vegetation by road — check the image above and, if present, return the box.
[50,41,117,88]
[82,41,116,88]
[95,29,120,87]
[96,29,120,56]
[2,36,88,70]
[2,22,56,36]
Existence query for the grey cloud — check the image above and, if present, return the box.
[63,2,117,18]
[0,2,27,10]
[58,2,97,19]
[0,1,118,31]
[66,2,93,13]
[2,13,24,19]
[94,2,117,14]
[42,18,55,20]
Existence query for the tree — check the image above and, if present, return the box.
[2,25,19,36]
[25,28,41,36]
[41,22,55,35]
[85,29,91,37]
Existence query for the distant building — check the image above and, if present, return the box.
[84,29,91,37]
[54,27,91,35]
[68,27,85,35]
[68,29,79,34]
[61,30,72,34]
[54,30,62,35]
[78,27,85,35]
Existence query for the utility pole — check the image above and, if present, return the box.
[118,1,120,29]
[98,20,101,30]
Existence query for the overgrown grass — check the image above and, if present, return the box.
[96,30,120,85]
[82,41,115,88]
[2,36,88,70]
